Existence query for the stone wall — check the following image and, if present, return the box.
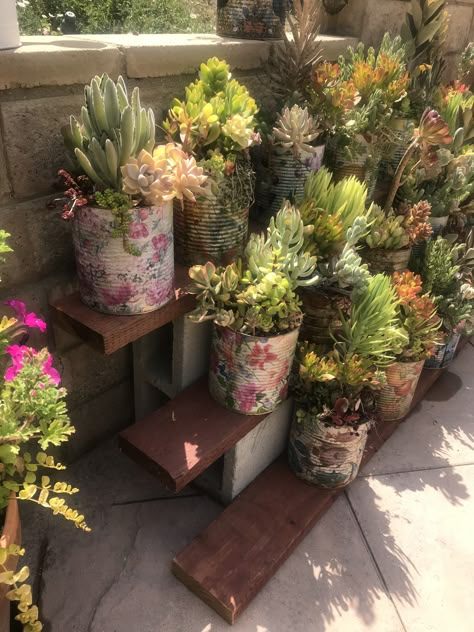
[327,0,474,79]
[0,33,353,460]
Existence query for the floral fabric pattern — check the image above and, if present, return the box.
[72,202,174,315]
[378,361,424,421]
[208,325,299,415]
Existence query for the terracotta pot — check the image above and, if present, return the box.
[217,0,286,39]
[209,325,299,415]
[299,286,351,347]
[0,1,20,51]
[0,496,21,632]
[362,247,412,274]
[378,360,424,421]
[288,407,370,489]
[425,333,460,369]
[72,202,174,315]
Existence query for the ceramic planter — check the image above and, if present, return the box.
[362,247,412,275]
[378,360,424,421]
[0,1,20,51]
[0,496,21,631]
[288,407,370,489]
[253,146,325,225]
[217,0,286,39]
[72,202,174,315]
[299,286,351,347]
[425,333,460,369]
[209,325,300,415]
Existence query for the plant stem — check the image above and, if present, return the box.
[384,139,419,212]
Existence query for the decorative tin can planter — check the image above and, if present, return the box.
[72,202,174,315]
[288,408,370,489]
[362,247,412,275]
[424,333,460,369]
[378,360,424,421]
[299,286,351,347]
[217,0,286,39]
[0,496,21,630]
[429,215,449,237]
[0,1,21,51]
[331,142,381,201]
[253,146,325,225]
[209,325,299,415]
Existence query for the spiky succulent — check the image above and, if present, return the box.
[62,74,155,191]
[273,105,320,158]
[188,205,319,335]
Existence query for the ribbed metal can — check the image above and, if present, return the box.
[216,0,286,39]
[72,202,174,315]
[331,144,382,201]
[209,325,300,415]
[362,247,412,275]
[429,215,449,237]
[378,360,424,421]
[425,333,460,369]
[299,286,351,348]
[253,146,325,225]
[288,407,370,489]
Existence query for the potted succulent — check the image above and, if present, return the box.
[421,236,474,368]
[216,0,286,40]
[298,167,372,345]
[61,73,207,315]
[187,205,319,414]
[378,271,443,420]
[289,273,406,489]
[164,57,260,266]
[311,34,409,199]
[0,234,89,631]
[0,1,20,50]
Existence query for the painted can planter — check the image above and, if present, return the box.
[72,202,174,315]
[378,360,424,421]
[331,143,382,201]
[429,215,449,237]
[0,496,21,631]
[424,333,460,369]
[0,1,20,51]
[362,247,412,275]
[209,325,300,415]
[288,407,370,489]
[253,146,325,225]
[299,286,351,347]
[217,0,286,39]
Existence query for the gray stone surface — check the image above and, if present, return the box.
[0,128,11,199]
[445,5,474,53]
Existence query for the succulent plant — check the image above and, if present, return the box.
[188,205,319,335]
[62,74,155,191]
[272,105,321,158]
[363,206,408,250]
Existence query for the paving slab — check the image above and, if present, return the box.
[347,465,474,632]
[361,343,474,477]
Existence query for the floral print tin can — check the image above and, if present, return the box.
[288,408,370,489]
[217,0,286,40]
[378,360,424,421]
[209,325,299,415]
[72,202,174,315]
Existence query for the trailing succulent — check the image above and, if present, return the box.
[188,205,319,335]
[362,202,432,250]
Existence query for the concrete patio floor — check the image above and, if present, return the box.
[22,342,474,632]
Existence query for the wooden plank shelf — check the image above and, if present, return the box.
[49,264,195,354]
[172,342,469,625]
[118,377,267,493]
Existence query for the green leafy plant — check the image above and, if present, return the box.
[188,204,319,335]
[362,201,432,250]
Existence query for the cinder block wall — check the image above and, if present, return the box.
[327,0,474,79]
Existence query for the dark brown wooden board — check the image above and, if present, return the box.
[172,341,470,625]
[118,377,267,493]
[49,264,195,354]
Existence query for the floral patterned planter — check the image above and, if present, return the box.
[72,202,174,315]
[424,333,460,369]
[362,247,412,275]
[217,0,286,39]
[299,286,351,347]
[288,407,370,489]
[0,496,21,630]
[253,146,325,225]
[378,360,424,421]
[209,325,299,415]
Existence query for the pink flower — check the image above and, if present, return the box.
[41,353,61,385]
[4,300,47,332]
[152,234,169,252]
[247,343,278,371]
[145,281,173,307]
[4,345,34,381]
[100,282,135,307]
[233,383,259,413]
[128,221,149,240]
[138,208,149,221]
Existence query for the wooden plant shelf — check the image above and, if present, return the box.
[172,343,469,625]
[50,264,195,354]
[118,377,267,493]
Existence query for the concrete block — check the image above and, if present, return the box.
[360,0,409,48]
[0,94,84,197]
[445,5,474,53]
[0,126,12,199]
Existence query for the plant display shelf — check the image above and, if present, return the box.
[171,340,469,625]
[49,264,194,355]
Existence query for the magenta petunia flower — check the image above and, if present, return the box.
[4,345,35,381]
[4,299,47,333]
[41,353,61,385]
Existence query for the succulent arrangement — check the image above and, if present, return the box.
[272,105,321,159]
[362,201,432,251]
[187,205,319,335]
